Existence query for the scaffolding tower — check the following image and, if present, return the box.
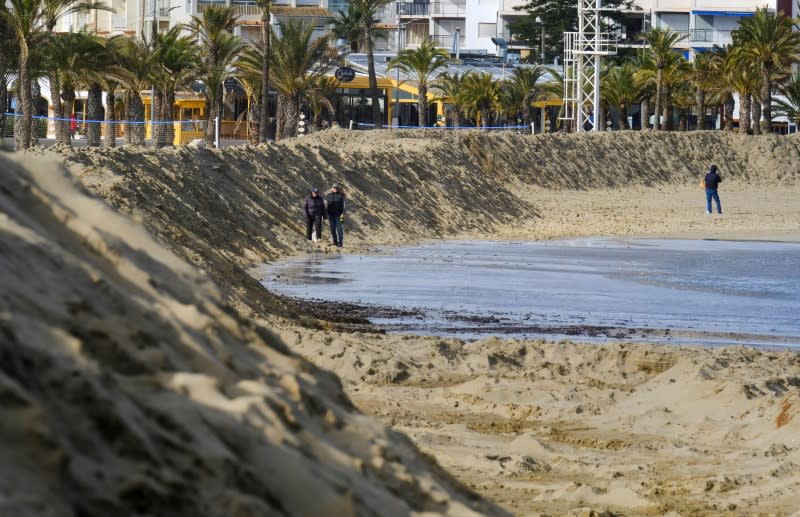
[562,0,617,131]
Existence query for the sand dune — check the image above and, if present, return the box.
[4,129,800,515]
[0,152,505,516]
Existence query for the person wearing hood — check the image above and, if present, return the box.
[703,164,722,215]
[303,187,327,241]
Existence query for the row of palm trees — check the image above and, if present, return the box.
[604,8,800,132]
[3,1,798,150]
[1,0,396,149]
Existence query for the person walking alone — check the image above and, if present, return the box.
[303,187,326,241]
[703,164,722,215]
[325,183,346,247]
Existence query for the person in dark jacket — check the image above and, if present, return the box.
[325,183,346,247]
[704,164,722,215]
[303,188,326,241]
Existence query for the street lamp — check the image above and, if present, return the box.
[535,16,545,63]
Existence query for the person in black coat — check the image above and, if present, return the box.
[704,164,722,215]
[303,188,326,240]
[325,183,346,247]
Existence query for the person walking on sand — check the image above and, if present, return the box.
[704,164,722,215]
[325,183,346,247]
[303,187,326,241]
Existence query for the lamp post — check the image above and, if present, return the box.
[393,16,401,127]
[535,16,545,63]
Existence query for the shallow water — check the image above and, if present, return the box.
[262,238,800,347]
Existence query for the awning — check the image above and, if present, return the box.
[691,10,755,16]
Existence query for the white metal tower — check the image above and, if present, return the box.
[562,0,617,131]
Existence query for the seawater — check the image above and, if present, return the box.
[262,238,800,347]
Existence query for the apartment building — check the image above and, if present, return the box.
[633,0,789,56]
[57,0,336,44]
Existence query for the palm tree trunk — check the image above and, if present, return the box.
[49,73,66,143]
[105,88,117,148]
[204,93,216,147]
[124,91,133,145]
[248,94,259,144]
[640,97,650,130]
[365,22,382,128]
[61,87,76,148]
[751,98,762,135]
[259,9,271,142]
[723,95,735,131]
[154,90,167,147]
[16,43,33,150]
[87,83,103,146]
[761,63,771,134]
[662,85,672,130]
[696,90,706,130]
[739,93,751,134]
[128,92,145,146]
[164,90,176,145]
[619,106,629,130]
[653,69,663,130]
[418,85,428,127]
[0,79,7,139]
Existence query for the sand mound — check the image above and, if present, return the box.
[0,152,506,516]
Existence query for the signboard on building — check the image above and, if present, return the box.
[334,67,356,83]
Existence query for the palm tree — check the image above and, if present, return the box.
[102,35,126,148]
[2,0,106,148]
[350,0,393,128]
[237,44,265,144]
[42,0,110,143]
[460,72,502,128]
[387,38,449,127]
[708,44,737,130]
[643,28,686,130]
[269,19,333,139]
[432,71,468,127]
[307,75,337,131]
[333,4,364,52]
[151,26,200,147]
[255,0,271,142]
[733,8,800,133]
[45,31,105,146]
[505,65,549,127]
[3,0,44,148]
[689,51,716,130]
[659,52,690,131]
[774,69,800,126]
[631,49,656,130]
[113,35,153,145]
[0,7,19,141]
[602,62,640,129]
[725,47,761,134]
[189,5,240,147]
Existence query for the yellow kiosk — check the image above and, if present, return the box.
[143,92,206,145]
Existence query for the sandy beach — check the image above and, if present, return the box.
[3,129,800,516]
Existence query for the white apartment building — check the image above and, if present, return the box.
[57,0,787,62]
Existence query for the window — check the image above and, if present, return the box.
[478,23,496,38]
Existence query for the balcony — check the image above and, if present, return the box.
[689,28,733,45]
[428,33,466,48]
[397,1,465,17]
[198,0,261,15]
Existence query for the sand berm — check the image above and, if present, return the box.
[2,129,800,516]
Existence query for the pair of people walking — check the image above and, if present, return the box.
[303,183,346,247]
